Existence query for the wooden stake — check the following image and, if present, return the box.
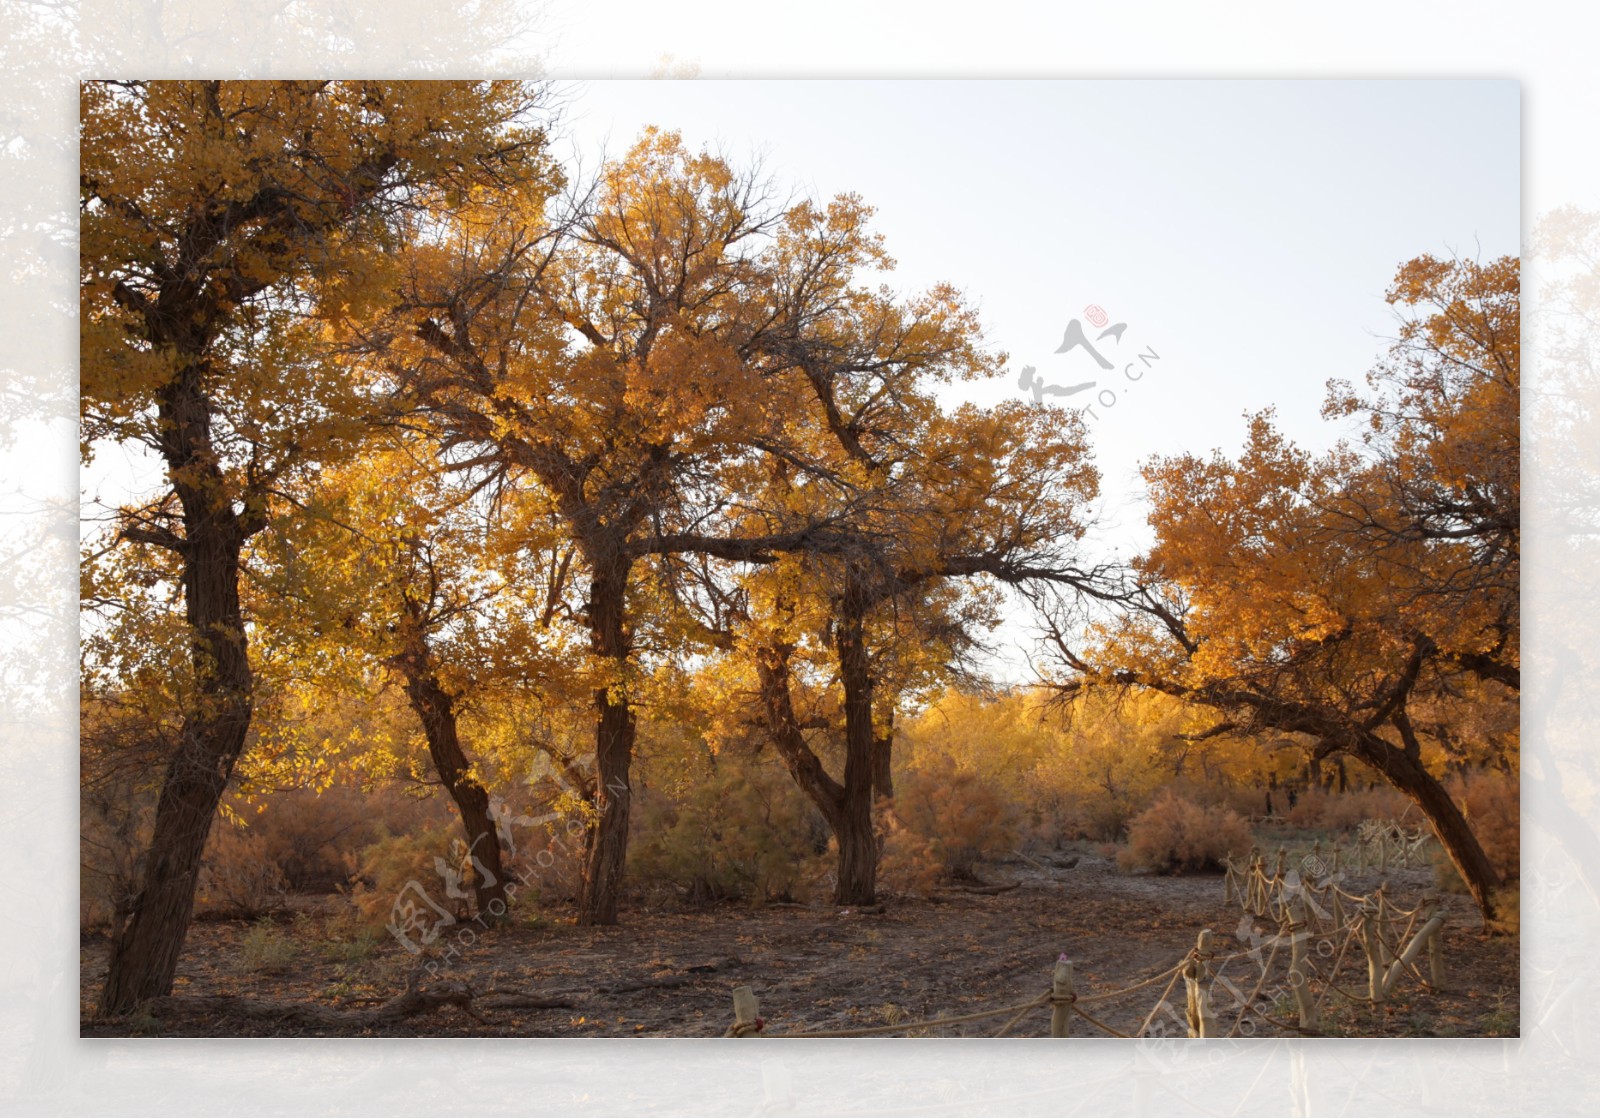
[1050,957,1075,1038]
[727,985,760,1037]
[1422,888,1447,990]
[1359,909,1384,1005]
[1371,883,1392,968]
[1184,930,1218,1037]
[1286,898,1318,1031]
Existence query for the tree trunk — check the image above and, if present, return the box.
[99,371,254,1016]
[397,648,506,918]
[577,556,635,926]
[833,582,879,905]
[871,715,895,802]
[1352,729,1500,920]
[755,644,844,833]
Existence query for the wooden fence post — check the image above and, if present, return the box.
[1330,840,1341,874]
[1422,888,1447,990]
[1184,930,1218,1037]
[1374,883,1394,969]
[1359,907,1384,1006]
[1050,957,1075,1038]
[727,985,761,1037]
[1286,898,1318,1031]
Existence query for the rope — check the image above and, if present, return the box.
[989,998,1041,1038]
[1134,963,1188,1038]
[1075,957,1191,1006]
[1311,923,1362,1012]
[1073,1006,1132,1038]
[1223,935,1282,1039]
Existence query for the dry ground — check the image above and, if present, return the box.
[80,847,1517,1038]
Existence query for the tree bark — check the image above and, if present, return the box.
[871,715,895,802]
[396,646,507,918]
[577,555,635,926]
[98,368,254,1016]
[833,581,879,905]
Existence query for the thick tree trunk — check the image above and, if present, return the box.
[833,585,879,906]
[1352,729,1501,920]
[577,557,635,926]
[398,650,506,918]
[99,372,254,1016]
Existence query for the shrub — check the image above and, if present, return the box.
[1284,785,1412,834]
[874,804,943,897]
[629,760,823,904]
[1117,790,1253,874]
[80,785,154,931]
[1431,769,1519,897]
[891,753,1018,881]
[238,918,297,973]
[1457,770,1519,882]
[347,821,471,931]
[196,824,288,919]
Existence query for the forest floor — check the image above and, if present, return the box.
[80,844,1518,1038]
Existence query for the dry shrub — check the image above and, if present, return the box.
[508,825,586,904]
[1039,791,1131,845]
[80,786,154,931]
[240,787,386,892]
[1432,769,1520,895]
[196,825,288,919]
[629,761,823,904]
[892,753,1018,881]
[194,785,454,921]
[875,803,942,897]
[238,918,297,973]
[1284,785,1411,833]
[1117,790,1253,874]
[347,821,470,931]
[1458,770,1519,882]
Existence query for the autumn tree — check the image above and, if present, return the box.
[80,79,554,1013]
[1049,255,1518,919]
[671,395,1101,904]
[380,131,847,923]
[249,434,580,918]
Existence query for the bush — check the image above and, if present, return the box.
[80,785,154,931]
[196,824,288,919]
[1118,790,1253,874]
[891,753,1018,881]
[238,918,297,973]
[629,760,823,904]
[347,821,472,931]
[1284,785,1412,834]
[1431,769,1519,896]
[1457,770,1519,882]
